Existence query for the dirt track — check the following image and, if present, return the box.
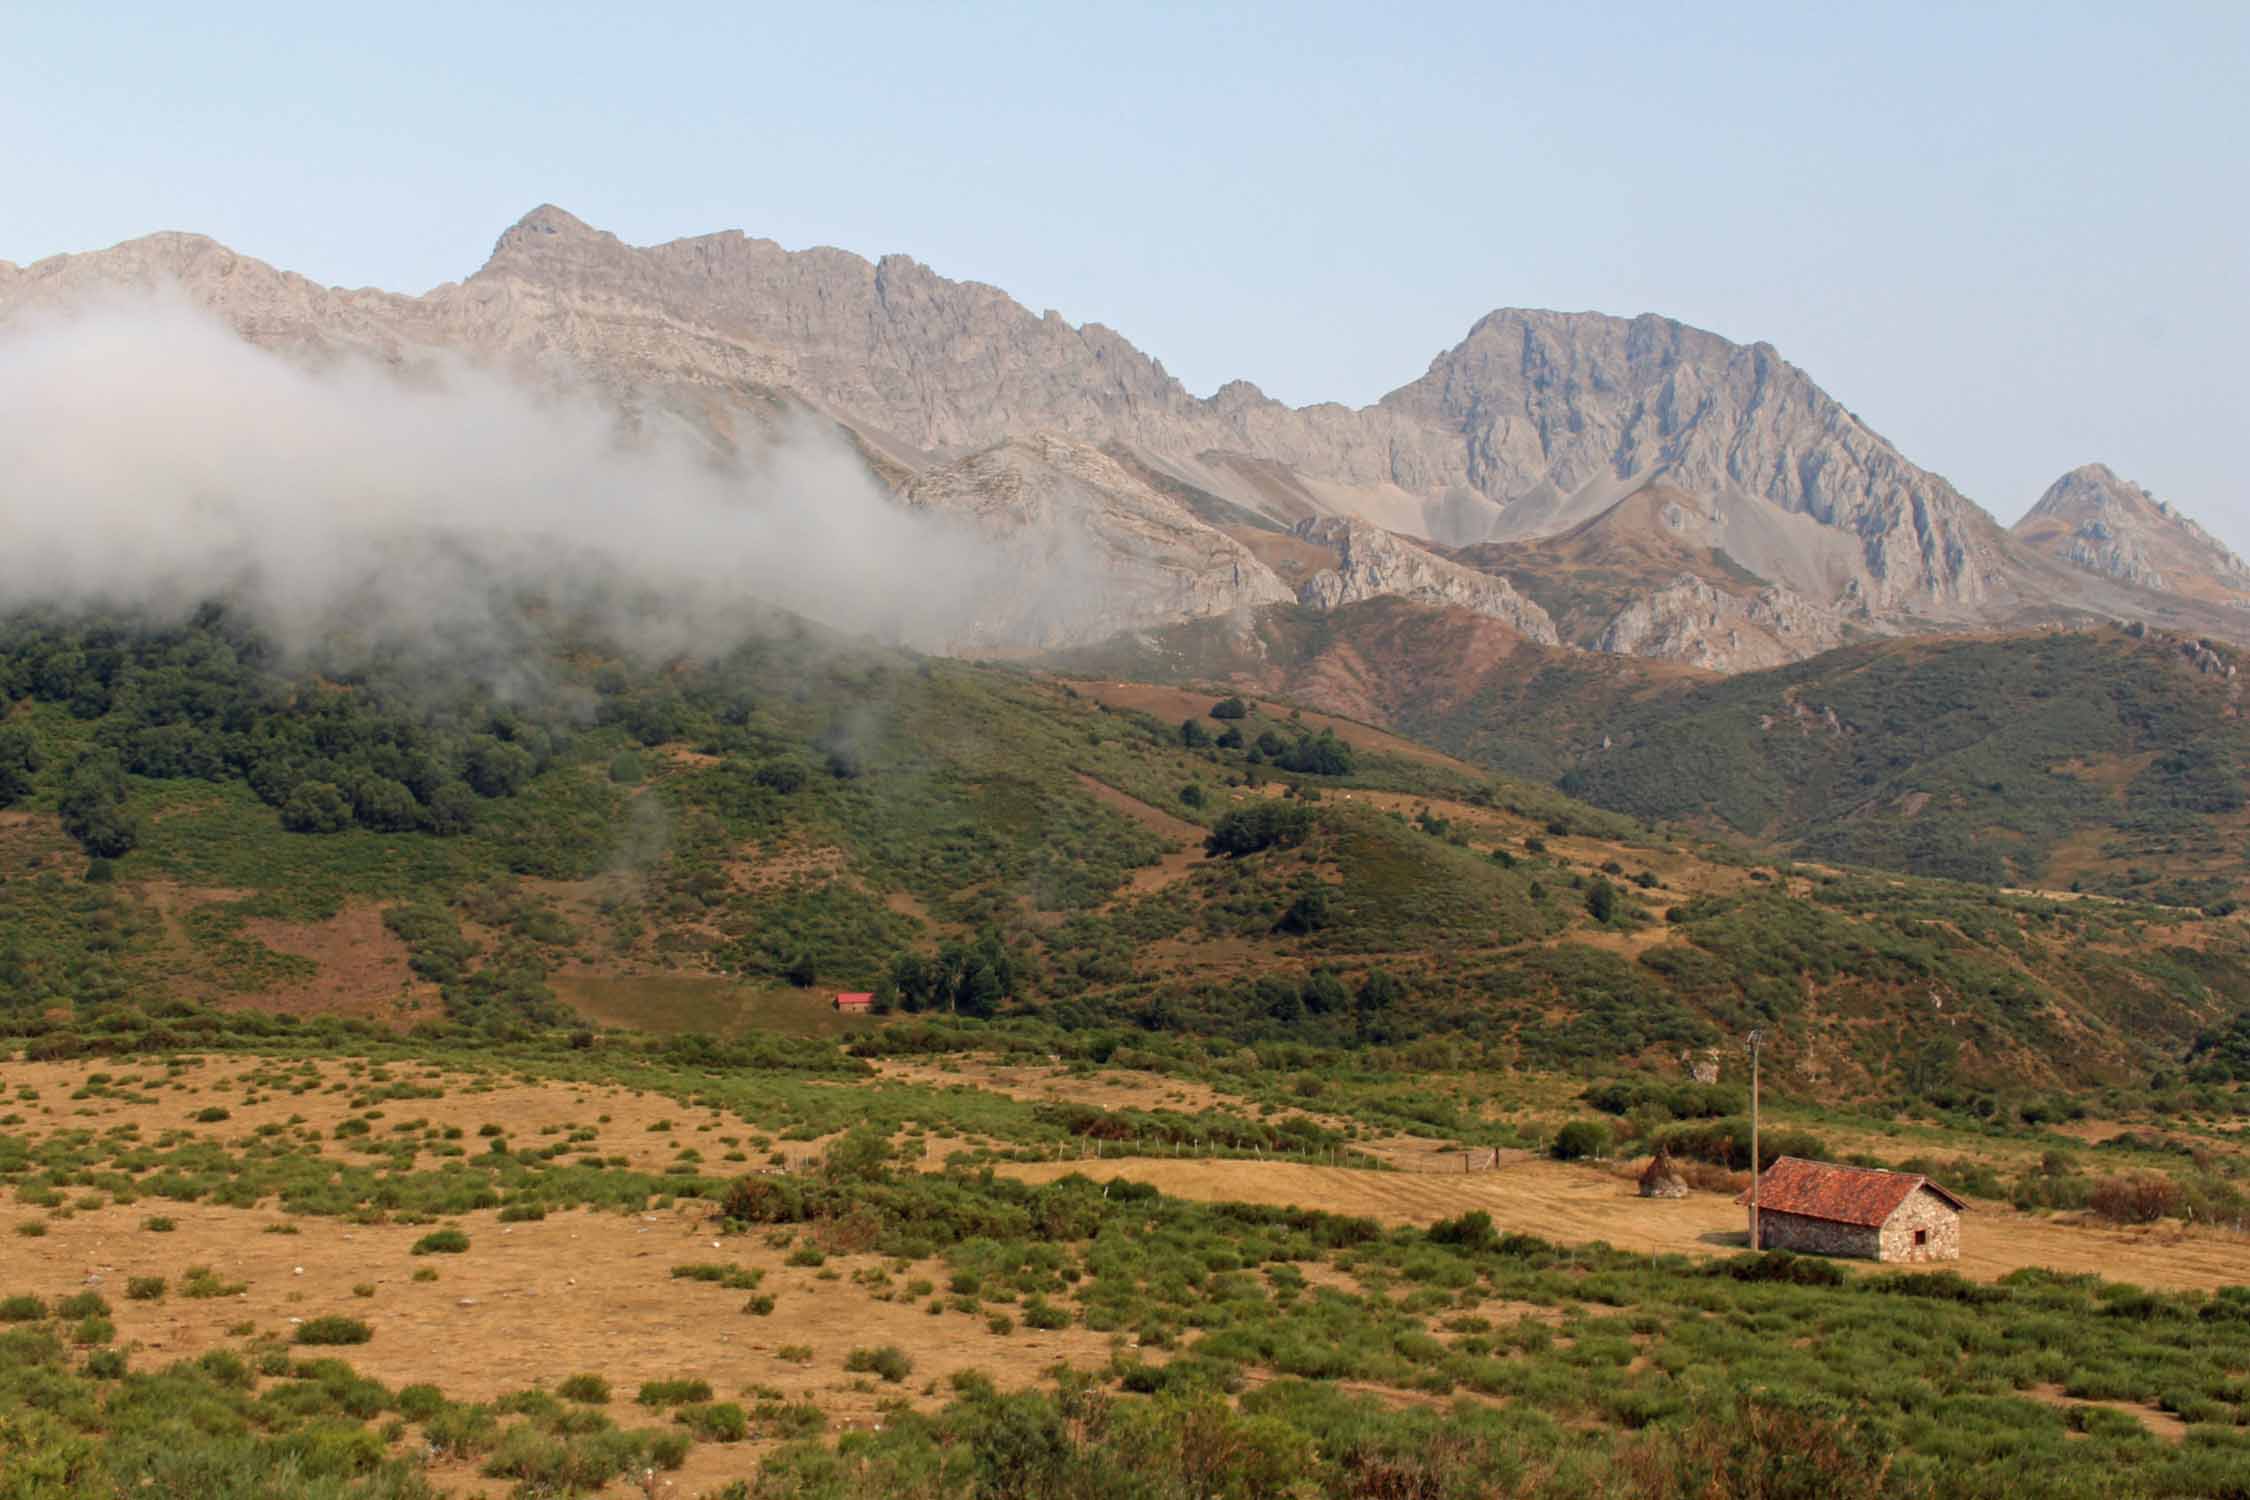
[999,1155,2250,1293]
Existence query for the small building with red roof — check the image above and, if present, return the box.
[832,992,875,1014]
[1739,1156,1964,1262]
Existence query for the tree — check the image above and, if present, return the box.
[1356,969,1402,1015]
[0,724,41,808]
[1179,718,1211,749]
[754,759,810,794]
[1551,1120,1612,1161]
[1276,888,1330,935]
[1209,697,1249,720]
[423,781,478,836]
[1585,878,1618,924]
[1179,782,1207,808]
[783,951,818,988]
[1274,731,1353,776]
[58,751,137,858]
[1301,969,1350,1016]
[280,780,354,834]
[348,775,423,833]
[464,737,535,798]
[1204,802,1314,857]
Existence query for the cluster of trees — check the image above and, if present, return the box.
[883,931,1017,1018]
[0,613,578,852]
[1177,701,1354,777]
[1204,802,1315,857]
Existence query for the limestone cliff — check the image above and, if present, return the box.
[1293,518,1558,645]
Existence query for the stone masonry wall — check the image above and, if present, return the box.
[1754,1209,1880,1259]
[1876,1187,1962,1262]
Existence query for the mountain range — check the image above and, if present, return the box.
[4,205,2244,668]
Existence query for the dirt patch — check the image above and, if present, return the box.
[0,1196,1119,1497]
[0,1057,726,1176]
[1072,774,1204,896]
[232,903,439,1029]
[997,1156,2250,1293]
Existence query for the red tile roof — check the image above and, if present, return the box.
[832,992,875,1009]
[1737,1157,1966,1227]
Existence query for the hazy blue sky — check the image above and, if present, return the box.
[5,2,2244,541]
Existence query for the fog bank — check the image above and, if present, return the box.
[0,295,1040,669]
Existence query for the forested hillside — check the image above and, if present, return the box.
[3,606,2248,1100]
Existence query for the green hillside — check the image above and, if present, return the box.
[1046,603,2250,907]
[3,607,2249,1099]
[1560,626,2250,902]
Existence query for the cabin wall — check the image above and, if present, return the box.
[1753,1209,1880,1259]
[1877,1188,1962,1262]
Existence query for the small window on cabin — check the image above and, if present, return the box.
[1913,1229,1929,1247]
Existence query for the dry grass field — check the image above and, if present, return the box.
[999,1154,2250,1293]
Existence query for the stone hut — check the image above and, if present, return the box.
[1638,1146,1688,1199]
[1738,1157,1964,1262]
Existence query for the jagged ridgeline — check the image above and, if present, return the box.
[4,601,2249,1094]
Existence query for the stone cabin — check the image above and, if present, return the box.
[1738,1156,1964,1262]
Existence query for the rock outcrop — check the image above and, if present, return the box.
[2013,464,2250,608]
[1294,518,1558,645]
[1594,575,1853,673]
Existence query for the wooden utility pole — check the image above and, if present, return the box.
[1747,1028,1764,1250]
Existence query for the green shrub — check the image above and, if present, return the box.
[296,1316,373,1345]
[1550,1120,1613,1161]
[676,1402,749,1442]
[0,1294,48,1322]
[411,1228,470,1255]
[636,1378,713,1407]
[843,1345,912,1383]
[125,1276,166,1301]
[558,1373,612,1403]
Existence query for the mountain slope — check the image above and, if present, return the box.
[11,206,2246,663]
[1557,623,2250,900]
[2014,463,2250,607]
[5,601,2248,1093]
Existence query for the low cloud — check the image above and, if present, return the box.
[0,293,1039,675]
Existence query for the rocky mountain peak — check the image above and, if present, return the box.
[2013,464,2249,606]
[9,206,2248,668]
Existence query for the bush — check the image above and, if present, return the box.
[1204,802,1315,857]
[637,1379,713,1407]
[1210,697,1248,720]
[0,1294,47,1322]
[1428,1210,1498,1251]
[843,1345,912,1383]
[1708,1252,1846,1287]
[1551,1120,1613,1161]
[2089,1173,2183,1224]
[412,1228,471,1255]
[125,1277,166,1302]
[677,1402,749,1442]
[295,1316,373,1346]
[558,1373,611,1403]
